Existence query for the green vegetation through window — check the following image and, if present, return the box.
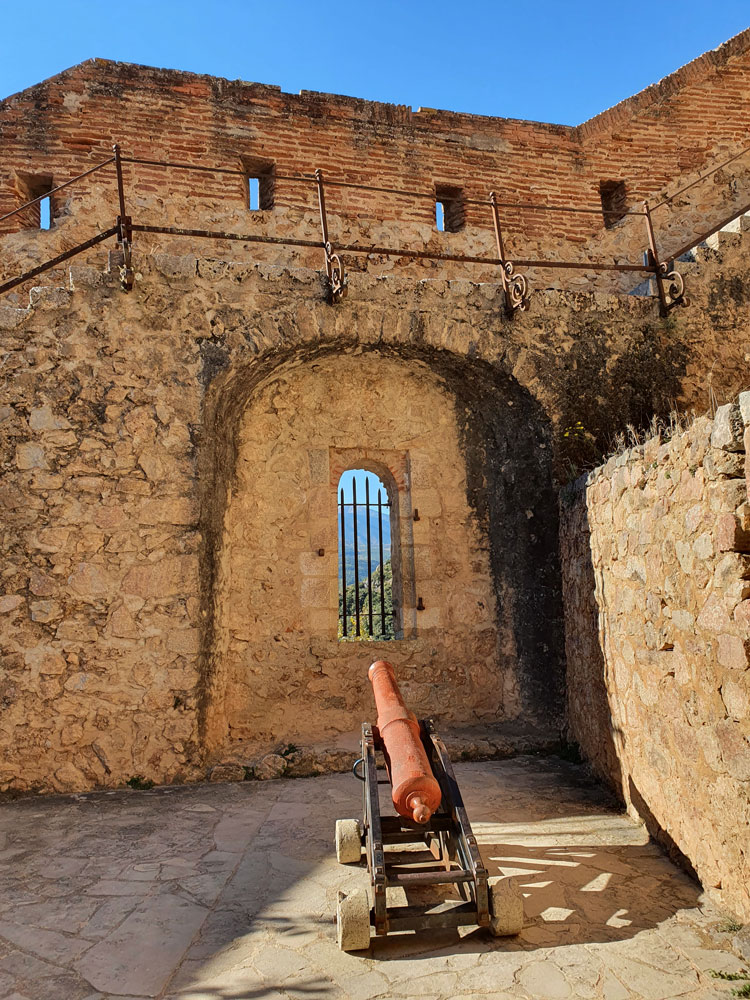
[338,469,394,640]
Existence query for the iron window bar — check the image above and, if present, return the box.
[339,475,392,640]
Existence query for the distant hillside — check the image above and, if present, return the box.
[338,506,391,582]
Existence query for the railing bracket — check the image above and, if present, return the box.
[643,201,686,316]
[315,168,347,304]
[489,192,530,317]
[114,145,135,293]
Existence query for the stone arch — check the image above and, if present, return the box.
[197,325,565,756]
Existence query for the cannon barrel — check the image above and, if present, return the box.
[368,660,442,824]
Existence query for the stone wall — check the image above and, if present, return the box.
[0,274,204,795]
[560,397,750,921]
[3,30,750,294]
[1,233,749,796]
[0,260,569,794]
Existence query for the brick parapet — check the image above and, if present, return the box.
[3,32,750,292]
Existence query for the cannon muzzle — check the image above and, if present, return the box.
[368,660,442,824]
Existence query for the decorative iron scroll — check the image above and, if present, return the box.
[502,260,529,312]
[327,245,347,303]
[660,261,685,307]
[489,191,530,317]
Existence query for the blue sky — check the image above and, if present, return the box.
[338,471,388,506]
[1,2,748,125]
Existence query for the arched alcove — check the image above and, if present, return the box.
[202,349,524,751]
[197,330,565,760]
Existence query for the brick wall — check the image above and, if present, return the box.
[2,30,750,292]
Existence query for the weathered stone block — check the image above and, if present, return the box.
[716,513,750,553]
[24,646,66,675]
[300,577,331,608]
[29,404,72,432]
[0,305,28,329]
[209,763,246,782]
[671,609,694,632]
[30,600,62,623]
[52,762,89,793]
[166,629,200,655]
[0,595,23,614]
[136,497,197,525]
[721,678,750,720]
[29,286,71,308]
[717,634,749,671]
[711,403,744,452]
[68,562,116,601]
[121,556,198,599]
[488,876,524,936]
[15,442,47,469]
[152,253,197,278]
[708,480,748,513]
[254,754,287,780]
[704,449,746,480]
[716,720,750,781]
[693,533,714,560]
[68,264,106,288]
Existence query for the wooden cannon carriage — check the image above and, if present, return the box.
[334,660,523,951]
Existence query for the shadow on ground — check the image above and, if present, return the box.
[0,757,728,1000]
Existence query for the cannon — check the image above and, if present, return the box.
[334,659,523,951]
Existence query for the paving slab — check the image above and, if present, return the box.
[0,757,746,999]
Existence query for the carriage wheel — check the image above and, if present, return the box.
[335,818,362,864]
[336,889,371,951]
[488,877,524,936]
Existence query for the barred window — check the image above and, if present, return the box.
[338,469,395,640]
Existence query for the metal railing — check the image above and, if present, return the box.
[2,140,750,315]
[339,473,393,640]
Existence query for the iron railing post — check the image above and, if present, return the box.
[352,476,361,637]
[642,200,686,315]
[643,201,668,316]
[489,191,529,316]
[315,168,346,303]
[340,486,347,637]
[113,144,134,291]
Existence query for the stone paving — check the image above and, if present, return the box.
[0,756,747,1000]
